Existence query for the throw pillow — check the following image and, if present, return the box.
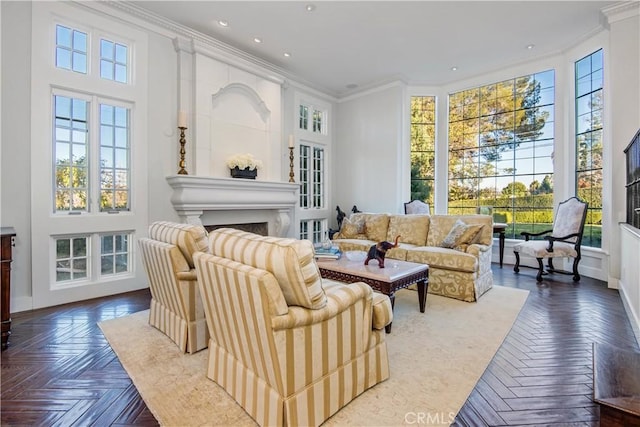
[339,216,365,238]
[364,214,390,242]
[440,219,484,251]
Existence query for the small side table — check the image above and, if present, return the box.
[493,223,507,268]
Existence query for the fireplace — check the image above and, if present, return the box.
[205,222,268,236]
[166,175,298,237]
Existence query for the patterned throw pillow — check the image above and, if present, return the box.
[440,219,484,251]
[339,217,366,238]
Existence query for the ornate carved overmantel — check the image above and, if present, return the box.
[166,175,298,237]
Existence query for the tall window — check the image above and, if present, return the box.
[299,219,327,244]
[296,96,330,244]
[100,39,128,83]
[56,24,87,73]
[54,95,88,212]
[54,94,131,213]
[575,49,603,248]
[54,231,132,284]
[100,104,130,211]
[299,103,325,134]
[100,233,131,276]
[448,70,555,238]
[32,3,148,307]
[55,236,88,282]
[410,96,436,207]
[299,144,324,209]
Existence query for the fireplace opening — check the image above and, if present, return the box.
[205,222,269,236]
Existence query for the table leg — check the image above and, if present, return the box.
[499,231,505,268]
[417,280,428,313]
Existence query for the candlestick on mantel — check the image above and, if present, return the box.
[288,146,295,183]
[177,125,188,175]
[178,111,187,128]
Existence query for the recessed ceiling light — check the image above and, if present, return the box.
[526,44,535,50]
[253,37,262,44]
[305,4,316,12]
[451,66,458,71]
[283,52,291,58]
[218,20,229,27]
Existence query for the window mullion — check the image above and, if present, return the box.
[89,96,100,214]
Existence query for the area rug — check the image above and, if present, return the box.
[99,285,529,426]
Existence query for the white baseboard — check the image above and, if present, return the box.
[619,283,640,347]
[11,296,33,313]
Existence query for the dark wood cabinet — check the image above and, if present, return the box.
[1,227,16,350]
[625,128,640,229]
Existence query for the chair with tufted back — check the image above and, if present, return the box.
[513,197,588,282]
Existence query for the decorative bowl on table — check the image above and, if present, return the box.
[344,250,367,262]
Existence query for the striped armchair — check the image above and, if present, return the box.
[138,221,209,354]
[195,228,392,427]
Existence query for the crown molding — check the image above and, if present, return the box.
[602,1,640,26]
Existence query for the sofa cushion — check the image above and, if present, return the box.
[387,215,430,246]
[350,213,390,242]
[148,221,208,267]
[338,216,367,239]
[405,246,478,273]
[208,228,327,310]
[427,215,493,247]
[440,219,484,251]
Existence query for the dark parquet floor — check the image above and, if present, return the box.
[1,264,638,426]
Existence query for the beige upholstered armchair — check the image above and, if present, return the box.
[513,197,588,282]
[195,228,393,427]
[404,199,431,215]
[138,221,209,354]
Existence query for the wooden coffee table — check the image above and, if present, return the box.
[317,257,429,333]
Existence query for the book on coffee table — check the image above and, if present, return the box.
[314,247,341,260]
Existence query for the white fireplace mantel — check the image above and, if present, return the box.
[166,175,298,237]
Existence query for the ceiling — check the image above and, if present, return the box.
[129,1,617,97]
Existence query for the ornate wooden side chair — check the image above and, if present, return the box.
[404,200,431,215]
[513,197,588,282]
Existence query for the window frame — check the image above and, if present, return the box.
[574,49,604,248]
[51,88,133,215]
[410,95,437,208]
[30,1,149,309]
[446,70,556,239]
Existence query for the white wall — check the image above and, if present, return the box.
[334,83,405,221]
[147,32,181,224]
[1,2,33,311]
[608,8,640,342]
[191,50,284,180]
[608,9,640,283]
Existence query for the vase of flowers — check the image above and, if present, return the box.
[226,153,263,179]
